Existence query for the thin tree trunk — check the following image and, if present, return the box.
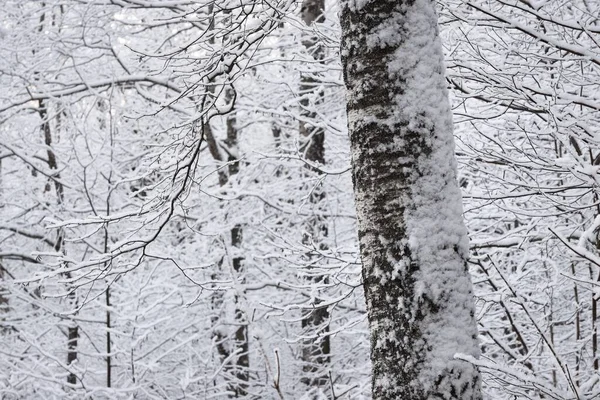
[592,264,599,371]
[0,262,7,322]
[298,0,331,394]
[104,167,112,389]
[340,0,482,398]
[201,6,249,394]
[225,96,249,396]
[34,7,79,385]
[0,161,7,320]
[572,263,581,385]
[230,224,249,397]
[204,86,249,396]
[39,100,79,385]
[593,178,600,372]
[106,285,112,387]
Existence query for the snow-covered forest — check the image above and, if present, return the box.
[0,0,599,398]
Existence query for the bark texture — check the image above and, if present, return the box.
[40,99,79,386]
[204,87,249,397]
[299,0,331,394]
[340,0,482,398]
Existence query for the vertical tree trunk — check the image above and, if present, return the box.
[299,0,331,394]
[34,6,79,385]
[106,285,112,387]
[0,162,7,321]
[201,6,249,395]
[340,0,482,398]
[230,224,249,397]
[593,265,599,371]
[104,195,112,388]
[204,87,249,397]
[39,99,79,386]
[0,262,7,323]
[225,96,250,396]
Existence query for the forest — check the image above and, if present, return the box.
[0,0,599,399]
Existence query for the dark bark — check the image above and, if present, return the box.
[340,0,481,398]
[204,84,249,396]
[223,88,249,398]
[0,262,7,324]
[105,226,112,388]
[299,0,331,394]
[230,224,249,397]
[40,99,79,386]
[106,285,112,387]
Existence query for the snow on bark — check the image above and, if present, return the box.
[340,0,482,398]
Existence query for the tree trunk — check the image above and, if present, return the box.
[339,0,482,398]
[225,99,250,396]
[0,162,7,321]
[201,6,249,394]
[0,262,7,325]
[204,85,249,397]
[299,0,331,394]
[39,100,79,386]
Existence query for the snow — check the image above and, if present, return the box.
[393,0,481,392]
[344,0,481,396]
[346,0,370,12]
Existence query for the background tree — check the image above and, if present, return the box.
[3,0,600,399]
[0,0,367,398]
[298,0,332,395]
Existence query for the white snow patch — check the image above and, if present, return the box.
[389,0,480,393]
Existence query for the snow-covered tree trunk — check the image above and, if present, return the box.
[299,0,331,393]
[339,0,482,398]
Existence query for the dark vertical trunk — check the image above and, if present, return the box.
[204,84,248,396]
[593,265,599,371]
[230,224,249,397]
[593,185,600,372]
[39,100,79,386]
[298,0,331,394]
[572,263,580,385]
[106,285,112,387]
[0,162,6,320]
[66,325,79,385]
[340,0,482,398]
[201,7,248,395]
[32,8,78,384]
[300,300,330,389]
[225,99,249,396]
[105,225,112,388]
[0,262,7,322]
